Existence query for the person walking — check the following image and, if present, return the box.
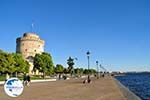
[23,74,31,86]
[26,75,31,86]
[23,74,27,86]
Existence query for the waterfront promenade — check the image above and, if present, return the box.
[0,77,125,100]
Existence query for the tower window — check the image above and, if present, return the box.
[25,49,27,52]
[34,50,36,52]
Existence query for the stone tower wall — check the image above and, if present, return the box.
[16,33,45,74]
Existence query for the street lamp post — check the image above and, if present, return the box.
[96,61,99,78]
[99,64,102,77]
[86,51,90,81]
[86,51,90,70]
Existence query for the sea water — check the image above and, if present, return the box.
[115,73,150,100]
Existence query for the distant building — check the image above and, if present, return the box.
[16,33,45,74]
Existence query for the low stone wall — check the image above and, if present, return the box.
[31,79,56,83]
[0,79,57,85]
[114,78,141,100]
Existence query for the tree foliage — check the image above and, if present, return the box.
[0,50,29,76]
[55,64,64,74]
[12,53,29,74]
[33,52,54,78]
[67,57,74,74]
[74,68,84,76]
[83,69,97,75]
[0,51,8,73]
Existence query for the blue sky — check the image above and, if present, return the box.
[0,0,150,72]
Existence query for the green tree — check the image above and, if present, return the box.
[63,68,69,74]
[0,52,16,77]
[0,50,7,73]
[90,69,97,74]
[79,68,84,75]
[33,52,54,78]
[44,52,54,75]
[83,69,97,75]
[55,64,64,74]
[12,53,29,76]
[76,68,84,77]
[67,57,74,75]
[0,50,29,79]
[83,69,89,75]
[4,53,16,76]
[74,68,80,76]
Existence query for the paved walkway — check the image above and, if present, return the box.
[0,77,125,100]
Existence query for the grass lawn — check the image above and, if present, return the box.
[0,75,6,81]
